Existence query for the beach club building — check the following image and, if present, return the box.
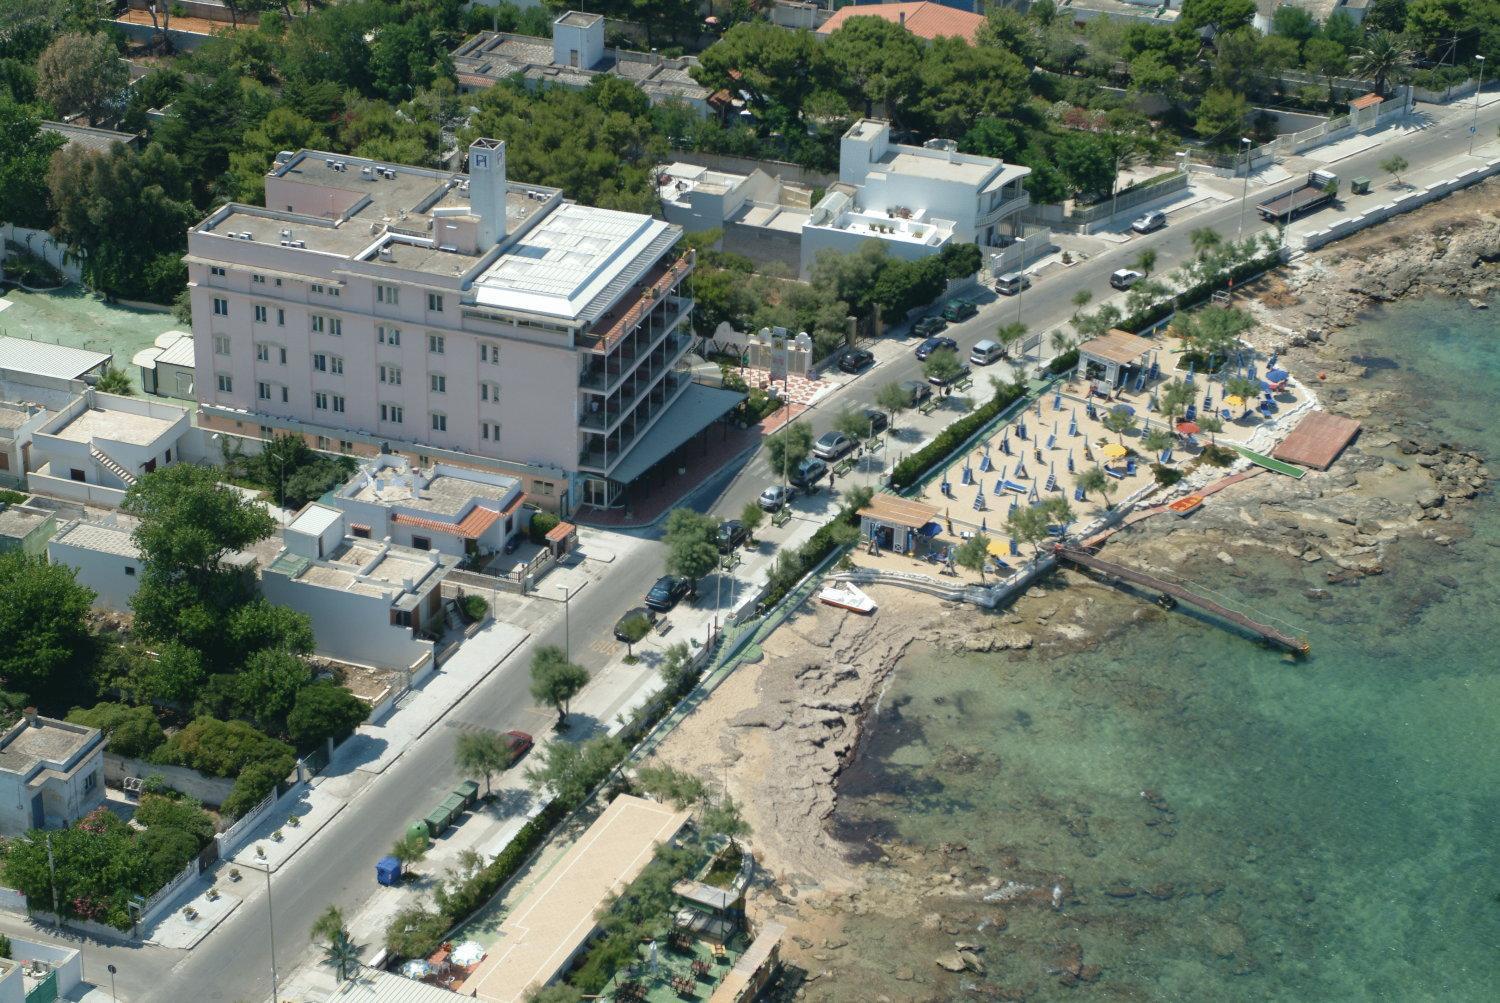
[1077,329,1157,391]
[857,494,941,557]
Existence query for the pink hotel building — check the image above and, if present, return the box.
[187,139,742,513]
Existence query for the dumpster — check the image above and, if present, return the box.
[376,855,402,886]
[1350,176,1371,195]
[455,780,480,809]
[439,793,467,823]
[423,806,453,837]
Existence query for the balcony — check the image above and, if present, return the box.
[577,371,689,473]
[578,297,692,392]
[575,253,694,355]
[578,332,690,431]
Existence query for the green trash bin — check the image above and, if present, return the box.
[1350,177,1371,195]
[455,780,480,809]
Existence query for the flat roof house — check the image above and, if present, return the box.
[0,500,57,557]
[131,330,197,400]
[27,388,191,507]
[187,137,742,514]
[331,453,528,558]
[0,399,51,488]
[452,11,715,113]
[259,504,458,671]
[0,709,105,836]
[0,337,111,387]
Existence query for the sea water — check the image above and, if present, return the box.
[826,298,1500,1001]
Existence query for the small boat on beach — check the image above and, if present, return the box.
[1167,494,1205,518]
[819,582,877,614]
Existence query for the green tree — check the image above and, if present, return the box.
[657,641,696,693]
[1351,30,1414,97]
[954,533,993,581]
[1143,428,1176,456]
[383,903,447,961]
[1380,154,1410,186]
[1225,375,1262,402]
[524,734,625,806]
[132,641,205,707]
[0,551,98,711]
[310,904,346,946]
[1071,289,1093,309]
[1159,379,1196,426]
[1053,131,1118,200]
[1006,503,1052,557]
[227,599,315,661]
[1197,413,1225,445]
[66,703,165,758]
[616,613,652,659]
[35,32,126,125]
[323,929,361,984]
[1178,306,1253,367]
[1074,467,1112,508]
[93,367,133,395]
[1190,227,1224,260]
[287,682,368,752]
[662,508,719,588]
[738,500,764,542]
[634,765,708,809]
[391,830,428,871]
[1304,37,1351,84]
[1133,248,1158,277]
[834,408,873,442]
[234,648,313,735]
[528,645,590,726]
[922,347,964,385]
[1178,0,1257,36]
[874,381,910,431]
[1194,88,1249,143]
[0,99,64,229]
[1102,410,1139,443]
[1271,6,1318,50]
[909,36,1029,139]
[1323,10,1364,51]
[821,15,921,119]
[694,21,821,124]
[455,730,512,797]
[766,421,814,481]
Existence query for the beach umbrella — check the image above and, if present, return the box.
[1224,394,1246,408]
[451,942,486,967]
[1110,403,1135,416]
[979,452,992,473]
[1009,536,1020,555]
[1066,450,1075,472]
[974,483,987,510]
[1176,420,1200,436]
[981,517,988,532]
[1000,433,1011,454]
[1009,499,1018,515]
[962,463,973,485]
[1101,443,1128,459]
[401,961,434,979]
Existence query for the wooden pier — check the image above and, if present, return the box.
[1056,546,1309,655]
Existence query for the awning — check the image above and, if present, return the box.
[605,383,746,484]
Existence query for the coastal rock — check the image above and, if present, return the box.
[958,950,986,975]
[935,952,968,973]
[893,966,914,982]
[1416,490,1444,509]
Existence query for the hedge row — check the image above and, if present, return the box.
[889,382,1027,491]
[1121,248,1284,334]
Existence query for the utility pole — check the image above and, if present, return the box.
[1471,56,1486,156]
[558,584,572,662]
[263,865,279,1003]
[1236,137,1252,242]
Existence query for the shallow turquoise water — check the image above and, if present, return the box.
[828,298,1500,1000]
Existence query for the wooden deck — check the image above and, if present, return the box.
[1272,410,1361,470]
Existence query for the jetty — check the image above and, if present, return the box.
[1055,546,1310,655]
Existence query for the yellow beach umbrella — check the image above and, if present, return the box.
[987,538,1009,558]
[1224,394,1246,408]
[1101,443,1128,459]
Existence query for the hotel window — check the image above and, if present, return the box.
[257,382,271,400]
[212,297,228,316]
[316,436,330,450]
[276,308,285,326]
[280,386,288,403]
[332,395,345,413]
[380,365,401,385]
[214,334,231,355]
[481,381,499,402]
[339,439,354,452]
[480,343,499,365]
[430,412,447,432]
[427,293,444,313]
[254,305,267,324]
[259,425,274,438]
[430,374,446,393]
[278,346,287,364]
[330,355,344,375]
[377,284,399,304]
[381,403,404,424]
[311,315,324,333]
[481,421,500,442]
[328,317,342,336]
[217,374,233,393]
[210,266,226,277]
[313,354,327,372]
[329,286,340,297]
[537,480,554,497]
[311,283,324,294]
[428,334,445,354]
[253,274,266,285]
[379,326,401,346]
[256,343,270,362]
[315,392,329,410]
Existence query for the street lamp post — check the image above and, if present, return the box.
[107,964,117,1002]
[1470,56,1486,156]
[250,863,279,1003]
[1236,137,1252,242]
[558,584,571,662]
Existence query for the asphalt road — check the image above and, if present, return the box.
[33,98,1498,1003]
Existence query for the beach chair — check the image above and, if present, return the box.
[1068,419,1078,437]
[974,486,987,511]
[1104,465,1125,480]
[1185,404,1197,421]
[1085,403,1098,420]
[962,465,973,485]
[1045,434,1056,449]
[1073,485,1086,502]
[1000,435,1011,455]
[1053,392,1062,411]
[1220,408,1232,421]
[1014,460,1027,479]
[1125,457,1137,476]
[1159,448,1173,464]
[1066,452,1075,472]
[1044,472,1057,492]
[1148,361,1160,380]
[940,478,952,497]
[979,453,992,473]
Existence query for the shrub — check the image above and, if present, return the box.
[889,381,1026,490]
[1200,444,1237,467]
[66,703,165,758]
[150,717,296,819]
[286,682,369,754]
[1048,348,1080,375]
[528,510,559,544]
[461,594,489,621]
[1152,463,1184,487]
[134,794,215,849]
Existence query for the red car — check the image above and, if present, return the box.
[504,730,534,766]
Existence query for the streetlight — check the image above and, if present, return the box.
[1236,137,1253,242]
[107,964,117,1002]
[243,861,279,1003]
[558,583,571,662]
[1470,56,1486,155]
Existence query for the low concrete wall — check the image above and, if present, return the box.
[138,858,199,928]
[106,753,236,807]
[667,149,836,189]
[1301,158,1500,252]
[216,780,308,860]
[7,937,81,995]
[28,470,128,507]
[1,224,82,283]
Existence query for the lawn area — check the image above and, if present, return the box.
[0,287,182,394]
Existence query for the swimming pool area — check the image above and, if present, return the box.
[0,287,181,393]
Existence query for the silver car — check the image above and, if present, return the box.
[758,485,795,511]
[1132,210,1166,234]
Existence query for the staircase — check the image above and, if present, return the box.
[90,445,136,487]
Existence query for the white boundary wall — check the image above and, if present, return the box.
[1301,159,1500,252]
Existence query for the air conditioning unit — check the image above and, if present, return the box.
[361,166,374,179]
[334,161,347,171]
[378,247,393,261]
[280,228,293,241]
[289,240,306,248]
[384,169,396,180]
[324,158,335,168]
[235,232,253,240]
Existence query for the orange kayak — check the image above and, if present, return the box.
[1167,494,1204,517]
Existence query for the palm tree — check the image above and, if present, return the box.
[323,930,361,984]
[1102,410,1138,443]
[1189,227,1223,260]
[1351,31,1414,98]
[1143,428,1175,456]
[1050,329,1075,356]
[1159,379,1195,425]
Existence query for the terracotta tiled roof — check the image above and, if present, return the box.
[817,2,986,44]
[545,520,576,543]
[1349,93,1383,110]
[391,494,524,539]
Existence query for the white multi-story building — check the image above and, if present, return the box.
[188,139,743,513]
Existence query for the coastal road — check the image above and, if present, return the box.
[704,97,1500,522]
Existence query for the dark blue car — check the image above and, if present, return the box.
[915,336,958,361]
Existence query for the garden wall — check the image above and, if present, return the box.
[105,753,236,807]
[1,225,82,283]
[1301,159,1500,252]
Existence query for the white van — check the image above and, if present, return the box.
[1110,268,1143,290]
[995,271,1031,295]
[970,339,1004,366]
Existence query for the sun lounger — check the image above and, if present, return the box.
[1003,480,1027,493]
[1104,466,1126,480]
[1159,448,1172,464]
[1125,458,1137,475]
[1185,404,1197,421]
[1073,485,1085,502]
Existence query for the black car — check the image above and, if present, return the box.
[645,575,691,611]
[861,408,889,435]
[716,519,749,552]
[900,380,933,406]
[837,347,874,373]
[915,336,958,361]
[913,316,947,337]
[613,606,657,641]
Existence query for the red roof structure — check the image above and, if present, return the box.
[816,2,986,44]
[391,494,525,539]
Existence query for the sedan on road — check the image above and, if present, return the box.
[758,484,796,511]
[1110,268,1144,290]
[915,336,958,361]
[613,606,657,641]
[1132,210,1167,234]
[860,408,889,435]
[645,575,692,611]
[812,431,856,462]
[716,519,749,552]
[836,347,874,373]
[789,457,829,489]
[503,730,534,767]
[913,316,948,337]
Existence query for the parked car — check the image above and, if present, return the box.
[900,380,933,406]
[928,362,972,388]
[503,730,534,767]
[812,431,856,462]
[645,575,692,611]
[915,335,958,361]
[715,519,749,552]
[503,534,521,554]
[758,484,796,511]
[837,347,874,373]
[941,299,978,322]
[995,272,1032,296]
[613,606,657,641]
[913,315,948,337]
[790,457,829,489]
[970,339,1005,366]
[861,408,889,435]
[1132,210,1167,234]
[1110,268,1143,290]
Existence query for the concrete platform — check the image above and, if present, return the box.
[1272,410,1361,470]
